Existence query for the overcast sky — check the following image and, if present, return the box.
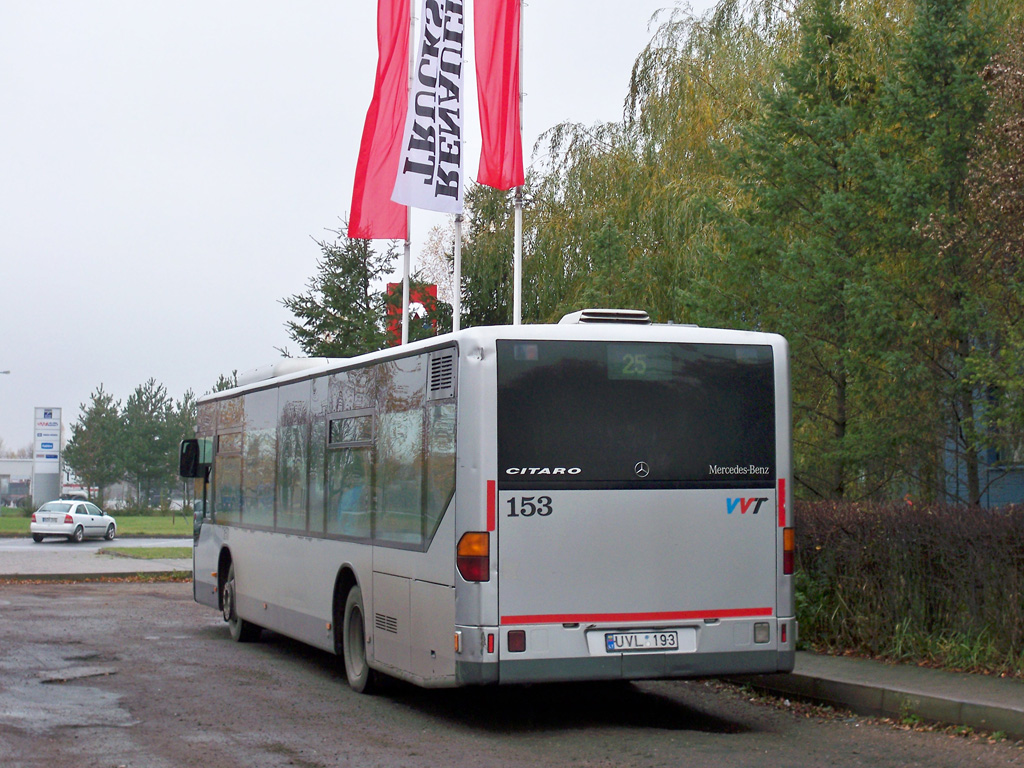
[0,0,711,451]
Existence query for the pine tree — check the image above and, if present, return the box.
[63,385,125,505]
[281,227,395,357]
[726,0,885,498]
[459,185,517,327]
[122,379,177,506]
[876,0,996,502]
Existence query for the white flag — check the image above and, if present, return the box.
[392,0,465,214]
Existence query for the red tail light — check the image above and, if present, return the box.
[64,514,74,524]
[783,527,795,575]
[457,532,490,582]
[31,513,37,522]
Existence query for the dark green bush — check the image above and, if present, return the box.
[117,504,167,517]
[795,501,1024,676]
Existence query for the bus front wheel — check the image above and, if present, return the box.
[223,563,261,643]
[342,586,376,694]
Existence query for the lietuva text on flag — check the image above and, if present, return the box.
[392,0,465,213]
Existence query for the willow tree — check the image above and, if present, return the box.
[526,0,799,323]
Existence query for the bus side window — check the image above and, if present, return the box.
[327,447,373,539]
[424,402,456,541]
[375,410,424,547]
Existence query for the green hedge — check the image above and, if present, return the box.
[795,501,1024,676]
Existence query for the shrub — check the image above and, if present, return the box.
[795,501,1024,676]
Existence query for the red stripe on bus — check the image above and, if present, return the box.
[487,480,496,531]
[500,607,774,626]
[778,478,786,527]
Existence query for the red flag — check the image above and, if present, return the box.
[349,0,410,240]
[474,0,524,190]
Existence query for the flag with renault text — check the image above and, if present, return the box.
[348,0,410,240]
[392,0,466,213]
[475,0,524,190]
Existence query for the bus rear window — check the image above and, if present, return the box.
[497,340,776,490]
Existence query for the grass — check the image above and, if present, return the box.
[0,509,192,537]
[98,546,192,560]
[112,515,192,537]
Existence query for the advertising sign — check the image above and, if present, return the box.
[33,407,61,472]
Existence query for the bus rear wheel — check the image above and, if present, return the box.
[223,563,261,643]
[342,586,376,693]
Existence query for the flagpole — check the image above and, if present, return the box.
[453,214,463,332]
[402,0,417,346]
[402,213,411,345]
[513,190,522,325]
[512,0,524,326]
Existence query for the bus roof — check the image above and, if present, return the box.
[198,315,786,404]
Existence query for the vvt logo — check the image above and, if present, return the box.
[727,497,769,515]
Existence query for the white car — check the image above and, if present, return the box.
[30,500,117,543]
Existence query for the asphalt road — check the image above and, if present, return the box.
[0,582,1021,768]
[0,536,192,577]
[0,536,192,552]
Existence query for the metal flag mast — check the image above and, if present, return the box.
[453,214,463,332]
[400,0,417,346]
[512,0,524,326]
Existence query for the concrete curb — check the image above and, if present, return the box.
[736,659,1024,740]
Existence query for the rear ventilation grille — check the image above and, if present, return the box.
[558,309,652,325]
[375,614,398,634]
[428,349,457,400]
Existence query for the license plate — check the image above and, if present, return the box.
[43,516,58,523]
[605,631,679,653]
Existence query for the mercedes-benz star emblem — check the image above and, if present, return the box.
[634,461,650,478]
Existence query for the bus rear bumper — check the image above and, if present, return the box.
[454,618,797,685]
[456,650,795,686]
[456,660,500,686]
[497,649,794,684]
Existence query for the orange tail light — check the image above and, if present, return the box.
[457,532,490,582]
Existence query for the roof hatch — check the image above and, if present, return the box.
[558,308,652,325]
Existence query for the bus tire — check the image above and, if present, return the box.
[342,586,376,694]
[223,563,261,643]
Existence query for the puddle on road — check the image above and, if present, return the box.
[0,643,135,734]
[0,681,137,733]
[38,665,118,683]
[0,684,138,733]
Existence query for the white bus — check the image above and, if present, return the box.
[179,309,796,692]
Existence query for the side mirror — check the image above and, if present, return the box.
[179,439,203,478]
